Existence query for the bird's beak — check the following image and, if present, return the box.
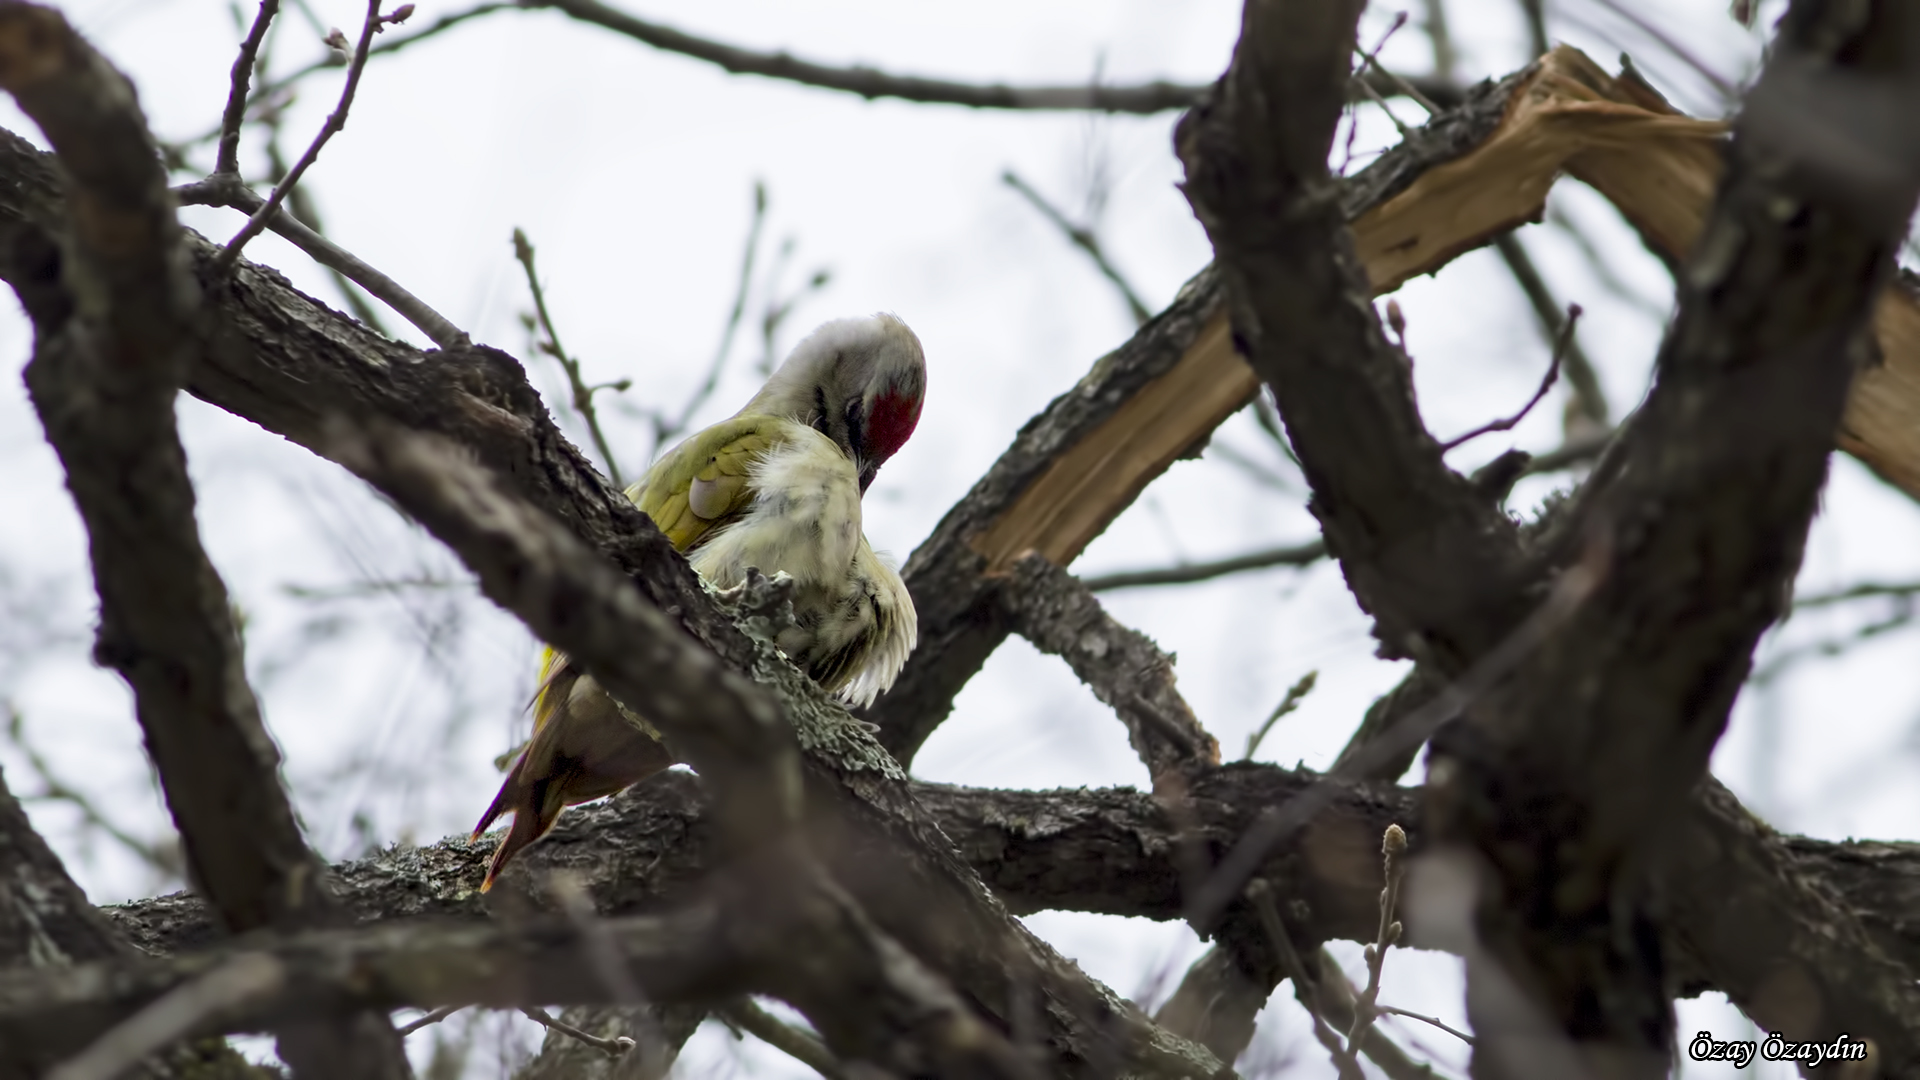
[858,457,880,494]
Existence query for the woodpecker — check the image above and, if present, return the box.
[473,314,925,889]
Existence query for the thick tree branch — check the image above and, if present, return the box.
[0,769,268,1080]
[335,423,1043,1077]
[0,6,407,1076]
[1000,553,1220,779]
[866,68,1534,764]
[2,904,746,1059]
[331,424,1218,1078]
[1423,1,1920,1070]
[0,119,1227,1078]
[1177,0,1529,673]
[89,764,1920,1063]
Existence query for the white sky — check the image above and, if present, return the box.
[0,1,1909,1077]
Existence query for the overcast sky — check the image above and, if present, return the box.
[0,1,1910,1076]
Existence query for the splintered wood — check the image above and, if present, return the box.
[971,45,1920,575]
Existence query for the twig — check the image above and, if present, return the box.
[1378,1005,1475,1046]
[1492,233,1609,427]
[1207,436,1297,492]
[719,999,846,1080]
[532,0,1203,113]
[46,955,285,1080]
[545,871,675,1076]
[1750,587,1920,686]
[1251,391,1301,466]
[175,173,468,349]
[1246,879,1362,1080]
[1335,824,1409,1075]
[1354,13,1439,117]
[1242,671,1319,762]
[215,0,281,176]
[654,181,769,452]
[1792,580,1920,610]
[1185,528,1612,928]
[1083,539,1326,592]
[5,706,178,876]
[1518,425,1616,477]
[215,0,390,272]
[1516,0,1549,61]
[1309,950,1459,1079]
[513,228,627,488]
[1440,303,1582,451]
[396,1004,466,1036]
[256,2,504,115]
[521,1005,637,1057]
[254,59,393,338]
[1421,0,1457,83]
[1585,0,1738,103]
[1544,204,1672,320]
[548,871,648,1004]
[1349,65,1412,136]
[1002,169,1152,325]
[752,237,832,376]
[282,574,467,600]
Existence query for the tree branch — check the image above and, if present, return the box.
[0,769,269,1080]
[0,5,407,1075]
[216,0,383,271]
[213,0,280,177]
[1000,553,1219,779]
[175,172,469,348]
[1423,1,1920,1071]
[525,0,1204,113]
[1082,538,1327,592]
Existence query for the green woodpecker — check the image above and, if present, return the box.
[473,313,926,889]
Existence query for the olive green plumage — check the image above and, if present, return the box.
[474,314,925,890]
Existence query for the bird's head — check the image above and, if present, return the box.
[749,313,926,492]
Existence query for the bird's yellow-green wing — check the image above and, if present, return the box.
[629,414,791,553]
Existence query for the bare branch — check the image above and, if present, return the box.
[1000,553,1220,778]
[1586,0,1737,103]
[718,999,845,1080]
[1241,670,1317,762]
[652,181,769,452]
[529,0,1204,113]
[1439,302,1580,451]
[1421,0,1920,1063]
[1002,169,1152,325]
[1245,879,1358,1079]
[6,707,178,878]
[329,425,1217,1079]
[1332,825,1408,1075]
[0,770,267,1079]
[514,227,626,487]
[214,0,280,176]
[1491,232,1609,427]
[0,5,408,1075]
[1176,0,1530,671]
[520,1005,637,1058]
[215,0,384,271]
[47,955,285,1080]
[87,762,1920,1064]
[175,171,471,348]
[1376,1005,1474,1046]
[395,1005,464,1036]
[5,905,742,1057]
[1084,538,1327,592]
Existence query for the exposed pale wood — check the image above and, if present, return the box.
[970,46,1920,578]
[971,313,1247,572]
